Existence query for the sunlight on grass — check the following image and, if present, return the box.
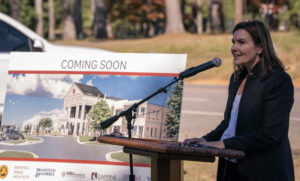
[2,140,26,144]
[25,136,41,141]
[0,151,34,158]
[110,152,150,164]
[79,136,96,142]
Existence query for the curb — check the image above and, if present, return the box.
[105,150,123,162]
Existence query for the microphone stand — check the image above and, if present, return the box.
[109,76,181,181]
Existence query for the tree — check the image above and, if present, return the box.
[73,0,84,39]
[0,0,9,14]
[39,117,53,130]
[88,100,112,129]
[9,0,20,20]
[207,0,225,33]
[24,124,30,134]
[92,0,107,38]
[35,0,43,37]
[48,0,55,40]
[194,0,203,34]
[62,0,76,40]
[165,80,183,140]
[235,0,243,25]
[164,0,185,33]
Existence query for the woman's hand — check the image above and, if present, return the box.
[181,137,207,146]
[201,141,225,149]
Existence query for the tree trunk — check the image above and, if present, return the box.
[208,0,224,33]
[92,0,107,39]
[73,0,84,39]
[9,0,19,20]
[106,19,114,38]
[62,0,76,40]
[194,0,203,34]
[235,0,243,25]
[48,0,55,40]
[35,0,43,37]
[164,0,185,34]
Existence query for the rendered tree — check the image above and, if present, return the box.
[24,124,30,134]
[165,80,183,139]
[39,117,53,130]
[88,100,112,130]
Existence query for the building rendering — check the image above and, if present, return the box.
[22,83,170,140]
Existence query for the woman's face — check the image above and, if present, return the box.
[231,29,262,71]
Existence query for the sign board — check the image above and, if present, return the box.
[0,52,187,181]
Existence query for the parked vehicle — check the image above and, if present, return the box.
[0,129,24,141]
[0,11,110,114]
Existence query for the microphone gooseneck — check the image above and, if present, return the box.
[179,57,222,79]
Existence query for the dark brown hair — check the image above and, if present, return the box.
[233,20,284,79]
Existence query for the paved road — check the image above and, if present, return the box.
[179,84,300,150]
[0,136,122,161]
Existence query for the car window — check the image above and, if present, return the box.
[0,20,32,52]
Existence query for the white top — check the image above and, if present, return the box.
[221,93,241,141]
[220,91,241,163]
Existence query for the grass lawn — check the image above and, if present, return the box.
[0,151,34,158]
[2,140,26,144]
[79,136,113,145]
[110,152,150,164]
[54,31,300,85]
[24,136,42,141]
[1,136,42,144]
[79,136,96,142]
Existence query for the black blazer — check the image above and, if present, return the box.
[203,63,295,181]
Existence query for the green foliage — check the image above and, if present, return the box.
[82,0,92,30]
[24,124,30,133]
[165,80,183,139]
[19,0,36,30]
[39,117,52,130]
[0,0,9,14]
[88,100,112,129]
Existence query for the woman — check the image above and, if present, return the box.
[182,20,295,181]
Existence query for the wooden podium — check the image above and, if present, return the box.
[98,136,245,181]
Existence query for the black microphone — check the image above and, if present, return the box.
[179,57,222,79]
[100,111,125,129]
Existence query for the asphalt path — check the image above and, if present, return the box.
[0,136,122,161]
[179,84,300,150]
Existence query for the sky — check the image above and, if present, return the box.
[2,74,179,128]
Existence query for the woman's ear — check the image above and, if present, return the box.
[257,46,263,55]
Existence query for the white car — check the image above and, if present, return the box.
[0,11,109,113]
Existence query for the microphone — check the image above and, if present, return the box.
[99,111,125,129]
[179,57,222,79]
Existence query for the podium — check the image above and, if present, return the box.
[98,136,245,181]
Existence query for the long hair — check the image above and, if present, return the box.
[233,20,284,79]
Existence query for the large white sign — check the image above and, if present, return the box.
[9,52,187,76]
[1,52,187,181]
